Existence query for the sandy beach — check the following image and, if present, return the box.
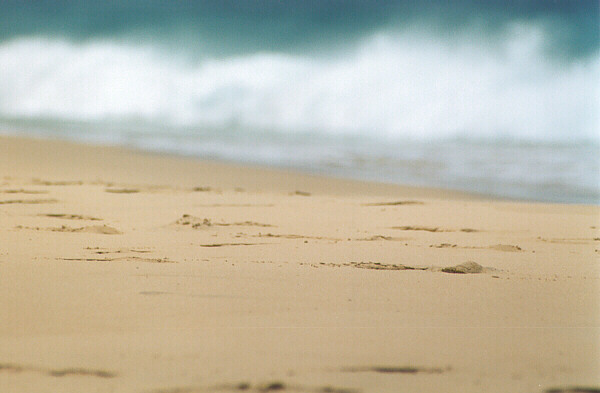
[0,135,598,393]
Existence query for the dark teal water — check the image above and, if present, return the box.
[1,1,598,58]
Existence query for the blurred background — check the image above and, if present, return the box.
[0,0,598,203]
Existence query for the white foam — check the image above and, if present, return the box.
[0,23,598,141]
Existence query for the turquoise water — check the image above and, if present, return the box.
[0,1,598,203]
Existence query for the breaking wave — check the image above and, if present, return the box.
[1,23,598,142]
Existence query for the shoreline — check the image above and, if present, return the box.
[2,133,590,206]
[2,127,597,205]
[0,134,483,200]
[0,134,598,393]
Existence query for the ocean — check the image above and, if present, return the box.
[0,1,598,203]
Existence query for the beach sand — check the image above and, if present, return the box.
[0,135,598,393]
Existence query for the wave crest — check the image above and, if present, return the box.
[0,25,598,141]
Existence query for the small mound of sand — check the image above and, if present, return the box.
[175,214,212,229]
[441,261,484,274]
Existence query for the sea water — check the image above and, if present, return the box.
[0,1,598,203]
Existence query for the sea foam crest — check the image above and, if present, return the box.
[0,24,598,141]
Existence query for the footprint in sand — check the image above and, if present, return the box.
[199,243,266,248]
[174,215,274,229]
[48,368,116,378]
[86,247,152,255]
[346,262,426,271]
[537,237,592,245]
[393,226,479,233]
[292,190,311,196]
[392,225,442,232]
[355,235,410,241]
[14,225,120,234]
[31,179,83,186]
[255,233,339,241]
[0,363,116,378]
[15,225,120,234]
[431,243,458,248]
[51,225,122,235]
[343,365,446,374]
[105,188,140,194]
[1,189,48,194]
[191,186,212,192]
[59,256,176,263]
[318,262,427,271]
[543,388,600,393]
[430,244,521,252]
[41,213,102,221]
[363,200,424,206]
[0,199,57,205]
[60,246,174,263]
[318,261,489,274]
[151,381,357,393]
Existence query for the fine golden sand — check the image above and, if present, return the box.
[0,136,598,393]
